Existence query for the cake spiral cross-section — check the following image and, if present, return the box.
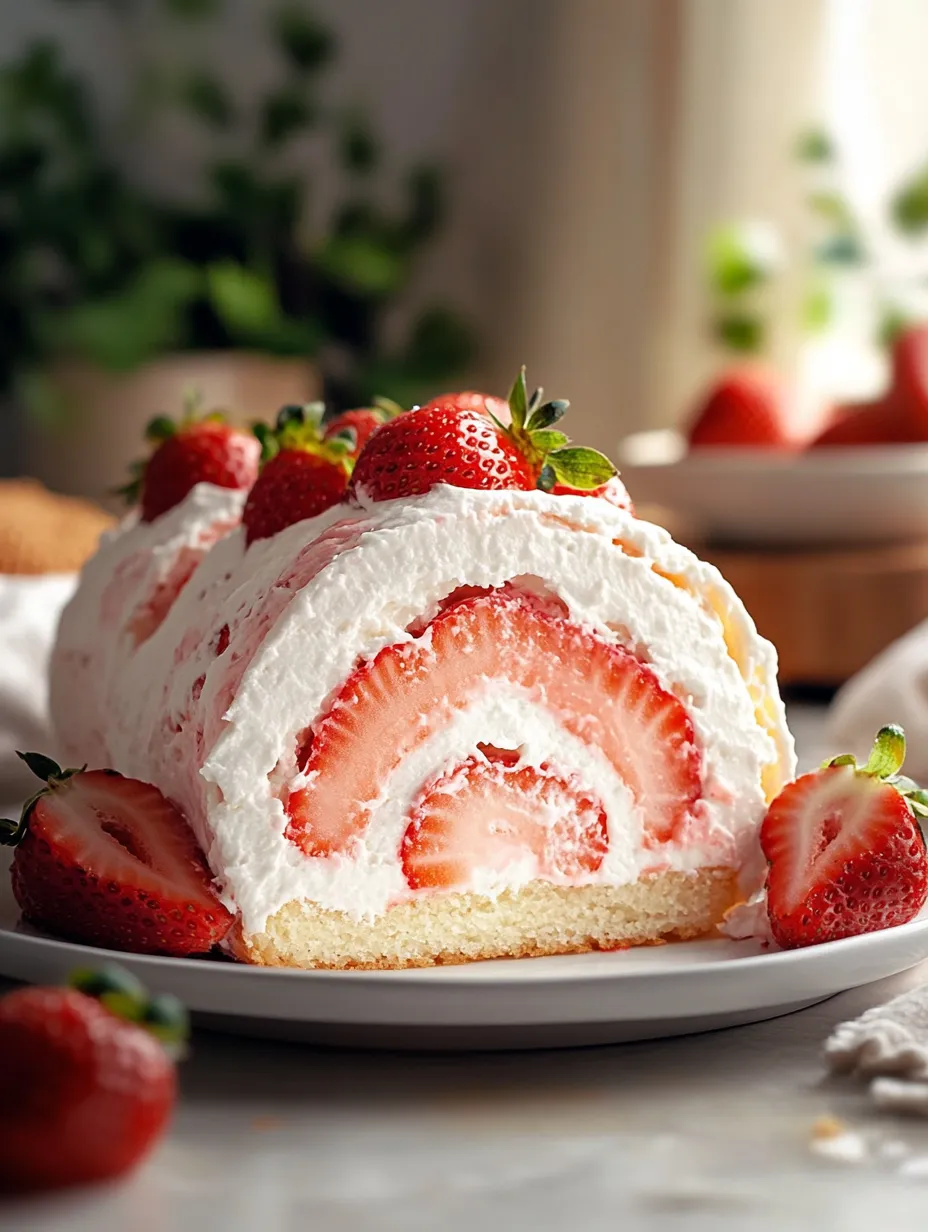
[50,479,795,969]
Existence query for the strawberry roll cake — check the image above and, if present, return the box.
[49,381,795,968]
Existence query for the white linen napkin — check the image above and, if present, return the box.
[0,574,76,793]
[826,982,928,1114]
[829,620,928,780]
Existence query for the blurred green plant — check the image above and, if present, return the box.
[0,0,476,412]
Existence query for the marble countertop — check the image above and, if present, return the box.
[6,705,928,1232]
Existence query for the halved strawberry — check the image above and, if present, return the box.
[401,757,608,891]
[0,754,233,956]
[285,590,700,857]
[761,726,928,949]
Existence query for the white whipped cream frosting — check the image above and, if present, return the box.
[51,483,795,934]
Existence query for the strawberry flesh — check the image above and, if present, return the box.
[10,770,233,956]
[285,590,701,857]
[761,764,928,948]
[401,757,608,891]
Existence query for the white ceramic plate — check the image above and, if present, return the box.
[3,853,928,1049]
[618,430,928,546]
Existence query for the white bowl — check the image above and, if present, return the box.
[618,431,928,546]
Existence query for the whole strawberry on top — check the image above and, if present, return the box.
[120,401,261,523]
[323,398,402,457]
[761,725,928,950]
[244,403,354,545]
[687,367,793,448]
[349,367,617,504]
[0,966,186,1192]
[0,752,233,956]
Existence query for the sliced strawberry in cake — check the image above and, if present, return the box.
[285,590,701,861]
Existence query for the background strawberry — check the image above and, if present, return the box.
[322,397,402,457]
[0,753,233,956]
[0,966,186,1192]
[891,323,928,433]
[761,725,928,949]
[418,390,511,423]
[809,396,919,447]
[687,368,792,448]
[120,410,261,523]
[244,403,353,544]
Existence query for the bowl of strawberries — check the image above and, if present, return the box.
[619,326,928,546]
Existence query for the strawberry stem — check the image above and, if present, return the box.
[863,724,906,778]
[70,966,189,1057]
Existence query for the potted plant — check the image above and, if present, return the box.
[0,0,474,504]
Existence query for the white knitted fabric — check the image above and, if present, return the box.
[826,982,928,1114]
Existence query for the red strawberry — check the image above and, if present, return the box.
[687,369,792,448]
[552,475,635,511]
[323,400,400,457]
[0,753,233,956]
[418,390,511,423]
[243,404,352,545]
[891,324,928,432]
[761,725,928,950]
[348,368,617,503]
[286,589,700,857]
[122,413,261,523]
[0,967,186,1192]
[401,757,608,890]
[809,397,919,447]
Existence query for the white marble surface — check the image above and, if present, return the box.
[7,705,928,1232]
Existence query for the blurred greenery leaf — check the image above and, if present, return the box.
[403,165,442,245]
[338,111,378,175]
[41,259,201,371]
[892,165,928,235]
[206,261,282,337]
[315,235,406,297]
[814,233,864,265]
[802,283,834,334]
[796,127,834,163]
[404,306,476,379]
[712,312,764,354]
[163,0,221,18]
[807,191,856,231]
[705,223,781,297]
[260,86,315,148]
[274,6,334,74]
[178,71,233,128]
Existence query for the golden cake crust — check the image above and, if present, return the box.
[229,868,739,970]
[0,479,113,574]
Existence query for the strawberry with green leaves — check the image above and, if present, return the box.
[761,725,928,950]
[120,402,261,523]
[244,403,355,545]
[323,398,402,457]
[348,368,617,503]
[0,966,186,1192]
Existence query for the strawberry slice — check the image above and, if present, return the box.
[0,754,233,956]
[285,590,701,857]
[401,757,608,890]
[761,726,928,949]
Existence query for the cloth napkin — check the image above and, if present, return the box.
[826,982,928,1114]
[0,574,77,794]
[829,620,928,780]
